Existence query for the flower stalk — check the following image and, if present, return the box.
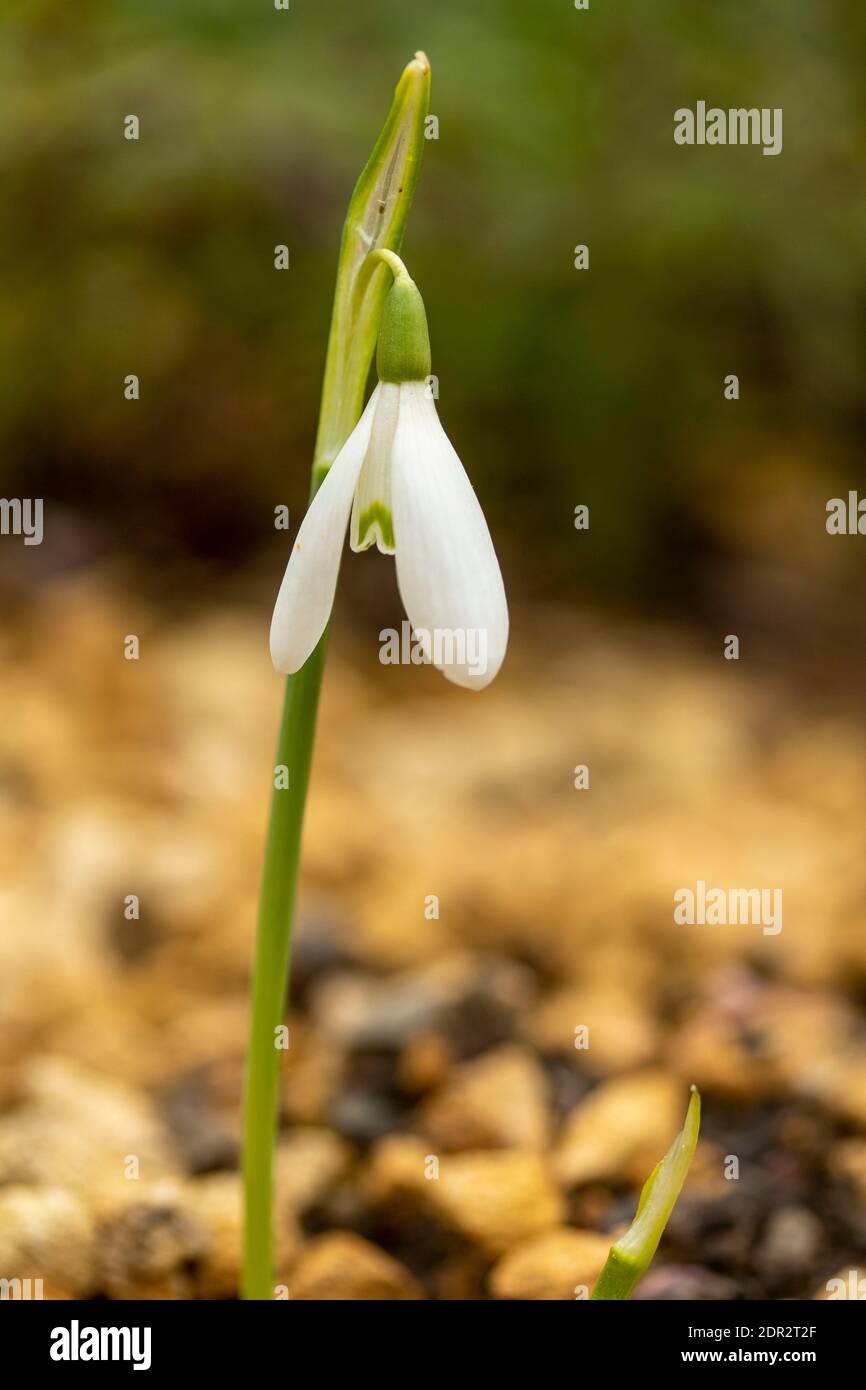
[242,52,430,1301]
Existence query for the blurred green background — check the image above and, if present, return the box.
[2,0,865,624]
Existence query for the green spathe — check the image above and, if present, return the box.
[311,52,430,488]
[377,275,431,383]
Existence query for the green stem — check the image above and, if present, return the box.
[367,247,412,283]
[241,636,328,1300]
[241,51,430,1301]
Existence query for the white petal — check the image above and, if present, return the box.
[350,382,399,553]
[269,386,380,673]
[391,382,509,690]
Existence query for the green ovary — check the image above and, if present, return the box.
[357,501,395,550]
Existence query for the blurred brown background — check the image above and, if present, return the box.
[1,0,866,1300]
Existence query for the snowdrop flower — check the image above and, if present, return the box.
[270,253,508,689]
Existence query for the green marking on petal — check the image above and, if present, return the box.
[356,501,395,551]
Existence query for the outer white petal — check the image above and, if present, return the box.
[391,381,509,690]
[269,386,380,673]
[350,382,399,554]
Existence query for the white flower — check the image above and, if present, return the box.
[269,379,509,689]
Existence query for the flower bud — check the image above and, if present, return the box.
[376,275,431,383]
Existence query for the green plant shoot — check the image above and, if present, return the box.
[591,1086,701,1300]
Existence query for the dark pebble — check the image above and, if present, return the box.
[160,1070,239,1175]
[291,907,356,1007]
[328,1088,406,1146]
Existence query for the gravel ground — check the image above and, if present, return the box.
[1,577,865,1299]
